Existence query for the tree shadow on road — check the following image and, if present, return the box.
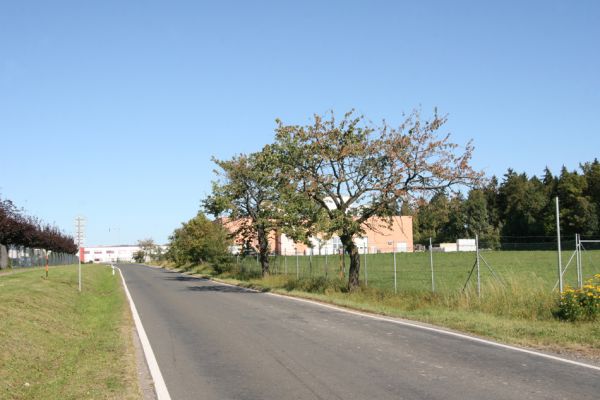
[162,274,203,282]
[186,284,258,293]
[160,271,260,293]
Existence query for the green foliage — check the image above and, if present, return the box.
[581,159,600,206]
[414,160,600,244]
[283,276,346,293]
[415,193,450,243]
[150,245,166,262]
[274,109,480,289]
[167,212,231,265]
[554,274,600,322]
[211,255,236,275]
[463,190,489,235]
[415,190,500,246]
[132,250,145,263]
[0,195,77,254]
[497,171,549,237]
[438,195,468,242]
[557,167,599,236]
[203,146,306,276]
[137,238,164,262]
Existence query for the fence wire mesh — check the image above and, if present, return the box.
[231,236,600,294]
[6,246,78,268]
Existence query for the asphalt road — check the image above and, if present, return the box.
[119,264,599,400]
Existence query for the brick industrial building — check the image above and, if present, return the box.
[219,216,413,255]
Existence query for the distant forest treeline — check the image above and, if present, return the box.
[409,159,600,246]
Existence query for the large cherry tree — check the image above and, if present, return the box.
[274,109,481,290]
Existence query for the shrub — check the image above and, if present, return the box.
[166,213,231,265]
[554,274,600,322]
[212,255,235,275]
[284,276,346,293]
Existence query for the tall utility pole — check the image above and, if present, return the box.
[555,197,563,293]
[75,216,86,292]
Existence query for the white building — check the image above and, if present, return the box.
[437,239,477,252]
[457,239,476,252]
[81,245,167,263]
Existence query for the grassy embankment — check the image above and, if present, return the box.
[162,250,600,360]
[0,264,140,400]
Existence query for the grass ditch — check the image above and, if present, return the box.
[0,264,140,399]
[161,260,600,361]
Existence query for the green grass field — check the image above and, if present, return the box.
[237,250,600,293]
[0,265,139,400]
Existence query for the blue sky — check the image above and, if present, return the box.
[1,1,599,245]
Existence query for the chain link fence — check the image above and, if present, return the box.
[3,245,78,268]
[232,236,600,295]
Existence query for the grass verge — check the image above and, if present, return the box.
[160,261,600,361]
[0,265,140,400]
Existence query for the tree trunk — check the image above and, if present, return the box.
[257,226,270,276]
[339,248,346,278]
[341,234,360,290]
[0,244,8,269]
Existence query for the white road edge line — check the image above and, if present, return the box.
[190,271,600,373]
[114,265,172,400]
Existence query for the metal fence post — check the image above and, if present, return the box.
[429,237,435,292]
[575,234,580,288]
[393,243,397,294]
[364,247,368,287]
[296,250,299,279]
[476,234,481,298]
[556,197,563,292]
[78,249,82,291]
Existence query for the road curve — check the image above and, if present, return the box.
[119,264,599,400]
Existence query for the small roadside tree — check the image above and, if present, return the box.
[166,212,231,266]
[275,109,481,290]
[133,250,145,263]
[204,146,283,276]
[138,238,156,261]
